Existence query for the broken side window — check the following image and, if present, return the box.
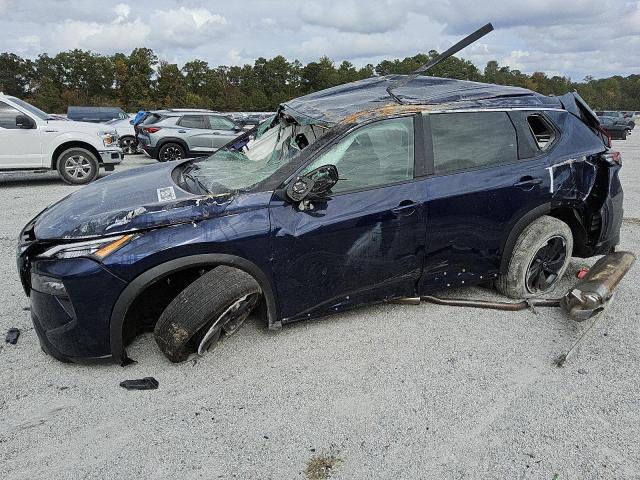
[527,114,555,150]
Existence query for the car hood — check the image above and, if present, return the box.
[33,160,242,240]
[45,119,117,134]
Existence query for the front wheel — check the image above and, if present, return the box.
[56,148,99,185]
[154,266,262,363]
[496,215,573,298]
[119,136,138,155]
[157,143,185,162]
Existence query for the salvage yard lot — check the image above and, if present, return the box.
[1,138,639,479]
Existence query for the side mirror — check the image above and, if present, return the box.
[16,115,35,129]
[286,164,339,203]
[129,119,134,125]
[233,125,243,132]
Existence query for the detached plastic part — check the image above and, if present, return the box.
[119,377,159,390]
[5,328,20,344]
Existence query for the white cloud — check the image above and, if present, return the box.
[113,3,131,22]
[148,7,229,48]
[49,19,150,52]
[299,0,408,33]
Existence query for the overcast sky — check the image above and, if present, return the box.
[0,0,638,80]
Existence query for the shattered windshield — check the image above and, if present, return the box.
[181,116,327,195]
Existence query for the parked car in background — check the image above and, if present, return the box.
[595,111,635,129]
[136,109,244,161]
[0,93,123,184]
[67,106,129,123]
[598,115,631,140]
[104,118,138,154]
[229,112,275,128]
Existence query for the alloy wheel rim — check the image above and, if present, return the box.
[525,235,567,294]
[121,138,137,154]
[196,293,260,355]
[162,146,183,161]
[64,155,92,179]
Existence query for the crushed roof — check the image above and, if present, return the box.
[283,75,563,126]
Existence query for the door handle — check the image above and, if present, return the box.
[178,130,186,133]
[391,201,420,216]
[212,132,221,135]
[513,176,542,189]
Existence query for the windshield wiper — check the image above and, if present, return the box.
[181,168,210,195]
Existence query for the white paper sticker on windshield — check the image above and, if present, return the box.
[157,186,176,202]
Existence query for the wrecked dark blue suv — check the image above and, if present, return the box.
[17,71,623,364]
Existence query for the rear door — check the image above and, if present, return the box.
[418,110,554,292]
[206,115,240,149]
[0,101,42,169]
[176,115,213,153]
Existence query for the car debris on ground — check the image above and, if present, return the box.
[119,377,159,390]
[5,328,20,345]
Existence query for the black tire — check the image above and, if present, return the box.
[623,129,630,139]
[157,142,185,162]
[154,266,261,363]
[56,147,99,185]
[496,215,573,299]
[119,136,138,155]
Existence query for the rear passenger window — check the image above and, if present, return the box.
[527,115,555,150]
[430,112,517,175]
[178,115,206,129]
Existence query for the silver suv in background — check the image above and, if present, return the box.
[136,109,244,162]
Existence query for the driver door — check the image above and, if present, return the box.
[0,101,42,168]
[269,116,427,322]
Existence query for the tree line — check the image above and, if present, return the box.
[1,48,638,113]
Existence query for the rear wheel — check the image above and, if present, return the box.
[119,136,138,155]
[158,142,185,162]
[56,148,99,185]
[154,266,261,363]
[496,215,573,298]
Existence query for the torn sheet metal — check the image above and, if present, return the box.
[282,75,562,126]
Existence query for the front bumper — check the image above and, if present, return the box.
[20,255,128,363]
[99,149,124,165]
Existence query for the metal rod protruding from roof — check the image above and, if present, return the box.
[386,22,494,104]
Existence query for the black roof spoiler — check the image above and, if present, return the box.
[386,23,494,104]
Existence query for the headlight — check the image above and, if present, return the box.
[98,130,118,147]
[39,234,135,260]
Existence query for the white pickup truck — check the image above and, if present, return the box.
[0,94,123,184]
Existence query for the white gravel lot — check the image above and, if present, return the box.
[1,135,639,480]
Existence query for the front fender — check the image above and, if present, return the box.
[45,131,105,155]
[108,253,281,364]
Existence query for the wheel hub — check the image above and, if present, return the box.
[525,235,567,294]
[64,155,91,179]
[196,293,260,355]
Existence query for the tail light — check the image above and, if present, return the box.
[144,127,161,134]
[602,150,622,166]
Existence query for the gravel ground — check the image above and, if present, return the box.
[1,137,639,480]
